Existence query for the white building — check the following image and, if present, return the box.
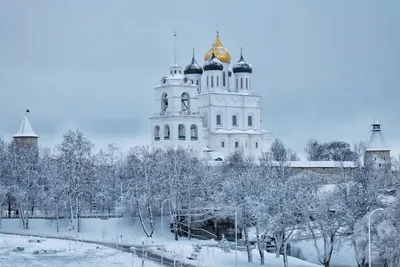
[150,32,272,160]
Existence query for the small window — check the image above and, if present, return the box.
[179,70,181,74]
[246,78,248,89]
[379,163,381,167]
[217,76,219,87]
[211,76,214,87]
[174,70,177,74]
[207,76,209,87]
[375,157,377,161]
[248,116,252,126]
[236,78,238,90]
[154,125,160,141]
[196,80,199,85]
[255,142,258,148]
[232,115,237,126]
[223,72,226,87]
[191,79,194,84]
[241,78,243,89]
[235,142,239,148]
[222,141,225,148]
[178,124,186,140]
[216,115,221,126]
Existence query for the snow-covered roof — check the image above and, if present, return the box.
[212,128,261,135]
[13,114,38,138]
[367,119,389,151]
[275,161,356,168]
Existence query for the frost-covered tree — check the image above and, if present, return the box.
[55,130,94,231]
[305,139,357,161]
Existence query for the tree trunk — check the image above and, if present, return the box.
[147,201,154,237]
[244,227,252,263]
[56,201,59,233]
[137,200,151,237]
[283,241,289,267]
[255,225,264,265]
[69,200,74,229]
[274,230,283,258]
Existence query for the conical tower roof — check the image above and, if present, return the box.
[13,112,38,138]
[367,119,389,151]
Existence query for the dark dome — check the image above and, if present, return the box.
[232,55,252,74]
[184,56,203,75]
[203,52,223,71]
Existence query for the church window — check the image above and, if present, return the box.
[248,116,253,126]
[236,78,238,90]
[211,76,214,87]
[235,141,239,148]
[217,76,219,87]
[164,125,170,140]
[181,93,190,113]
[178,124,186,140]
[241,78,243,89]
[191,79,194,84]
[223,72,226,87]
[255,142,258,148]
[174,70,177,74]
[246,78,248,89]
[196,80,199,86]
[232,115,237,126]
[207,76,209,87]
[379,163,381,167]
[161,93,168,113]
[190,125,198,140]
[216,115,221,126]
[154,125,160,141]
[222,141,225,148]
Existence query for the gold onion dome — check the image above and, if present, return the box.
[204,33,231,64]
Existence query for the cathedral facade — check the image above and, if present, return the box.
[149,33,272,160]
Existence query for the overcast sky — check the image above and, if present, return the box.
[1,0,399,158]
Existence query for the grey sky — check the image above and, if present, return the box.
[1,0,399,158]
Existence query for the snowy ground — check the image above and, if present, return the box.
[0,217,357,266]
[0,233,158,267]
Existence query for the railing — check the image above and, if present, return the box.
[178,136,186,140]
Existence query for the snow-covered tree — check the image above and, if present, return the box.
[218,234,231,253]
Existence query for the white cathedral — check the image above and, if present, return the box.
[150,32,272,160]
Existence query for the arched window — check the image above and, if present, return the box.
[246,78,248,89]
[223,72,226,87]
[196,80,199,85]
[181,93,190,113]
[248,116,253,126]
[232,115,237,126]
[154,125,160,141]
[161,93,168,113]
[164,125,170,140]
[255,142,258,148]
[178,124,186,140]
[241,78,243,89]
[235,141,239,148]
[216,115,221,126]
[217,76,219,87]
[207,76,209,87]
[221,141,225,148]
[211,76,214,87]
[190,125,198,140]
[236,78,238,90]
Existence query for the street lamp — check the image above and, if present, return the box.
[368,208,384,267]
[161,199,169,266]
[235,204,245,267]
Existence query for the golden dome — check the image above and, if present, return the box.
[204,33,231,64]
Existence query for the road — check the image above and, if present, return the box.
[0,231,195,267]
